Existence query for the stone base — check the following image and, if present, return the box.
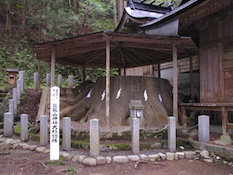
[220,135,232,145]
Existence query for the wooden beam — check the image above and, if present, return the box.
[50,48,56,87]
[173,43,178,125]
[106,39,110,128]
[190,56,194,99]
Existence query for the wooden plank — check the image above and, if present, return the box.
[200,49,205,101]
[190,56,194,99]
[36,87,49,122]
[218,42,224,98]
[173,43,178,125]
[50,48,55,87]
[106,40,110,128]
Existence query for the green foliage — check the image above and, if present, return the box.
[45,156,65,166]
[0,0,116,87]
[13,123,21,136]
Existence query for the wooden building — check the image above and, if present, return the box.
[140,0,233,142]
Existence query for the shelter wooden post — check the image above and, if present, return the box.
[190,56,194,100]
[221,107,228,136]
[82,65,86,82]
[172,43,178,126]
[124,67,126,76]
[118,67,121,76]
[158,63,161,78]
[50,48,55,87]
[106,40,110,128]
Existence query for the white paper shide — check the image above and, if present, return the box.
[50,86,60,160]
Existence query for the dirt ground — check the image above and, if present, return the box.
[19,90,41,123]
[0,149,232,175]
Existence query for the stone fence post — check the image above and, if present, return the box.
[168,116,176,152]
[4,112,13,137]
[19,71,25,91]
[198,115,210,142]
[9,99,14,115]
[40,115,48,146]
[90,119,100,156]
[63,117,71,151]
[68,75,73,88]
[12,88,17,113]
[58,74,62,87]
[34,72,39,91]
[16,79,21,104]
[132,118,140,154]
[46,73,51,86]
[21,114,28,142]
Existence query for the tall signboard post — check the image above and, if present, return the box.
[50,86,60,160]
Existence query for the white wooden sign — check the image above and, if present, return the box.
[50,86,60,160]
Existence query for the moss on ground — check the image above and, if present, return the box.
[45,156,64,166]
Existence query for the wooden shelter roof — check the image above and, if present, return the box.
[36,31,198,68]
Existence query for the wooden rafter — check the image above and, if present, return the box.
[36,31,198,68]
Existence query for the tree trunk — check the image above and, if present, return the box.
[40,0,43,41]
[5,3,11,33]
[22,0,27,30]
[113,0,117,29]
[82,13,89,35]
[117,0,123,23]
[74,0,79,35]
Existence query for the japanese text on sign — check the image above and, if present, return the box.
[50,86,60,160]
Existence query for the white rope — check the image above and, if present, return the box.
[186,124,198,130]
[152,124,168,134]
[71,126,84,132]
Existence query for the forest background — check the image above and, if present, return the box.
[0,0,181,88]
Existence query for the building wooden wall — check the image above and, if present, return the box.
[199,8,233,102]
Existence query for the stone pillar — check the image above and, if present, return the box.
[12,88,17,113]
[90,119,100,156]
[198,115,210,142]
[46,73,51,86]
[19,71,25,91]
[58,74,62,87]
[8,99,14,115]
[16,79,21,104]
[40,115,48,146]
[20,114,28,142]
[34,72,39,91]
[132,118,140,154]
[63,117,71,151]
[68,75,73,88]
[4,112,13,137]
[168,116,176,152]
